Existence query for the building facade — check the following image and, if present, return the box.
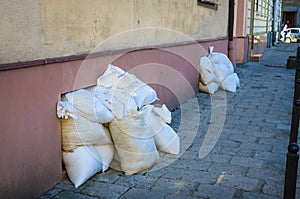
[0,0,283,198]
[282,0,300,28]
[246,0,282,56]
[0,1,233,198]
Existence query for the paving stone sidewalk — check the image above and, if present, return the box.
[40,43,299,199]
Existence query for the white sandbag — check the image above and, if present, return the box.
[96,67,137,119]
[65,89,113,123]
[134,84,158,109]
[208,52,234,71]
[97,64,158,118]
[220,73,240,93]
[107,87,138,119]
[56,100,77,119]
[109,147,122,171]
[63,146,102,188]
[199,56,217,85]
[62,113,112,152]
[108,106,159,175]
[150,110,180,154]
[94,144,114,172]
[90,86,113,112]
[234,73,241,88]
[207,47,234,83]
[199,81,219,94]
[152,104,172,124]
[97,64,126,88]
[213,63,234,83]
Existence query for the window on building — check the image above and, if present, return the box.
[197,0,219,10]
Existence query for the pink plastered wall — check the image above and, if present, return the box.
[236,37,249,64]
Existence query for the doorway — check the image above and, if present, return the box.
[283,11,297,28]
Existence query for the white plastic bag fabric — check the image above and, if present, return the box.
[61,113,112,152]
[206,46,236,85]
[134,84,158,109]
[108,106,159,175]
[213,63,234,83]
[199,56,217,85]
[152,104,172,124]
[234,73,241,88]
[96,64,158,119]
[220,73,240,92]
[199,47,240,95]
[65,89,113,123]
[89,86,113,113]
[150,108,180,154]
[199,81,219,94]
[208,52,234,71]
[94,144,114,172]
[56,101,77,119]
[63,146,102,188]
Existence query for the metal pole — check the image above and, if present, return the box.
[289,100,300,144]
[284,143,299,199]
[294,47,300,81]
[284,46,300,199]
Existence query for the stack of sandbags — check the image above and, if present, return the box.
[57,89,114,188]
[95,64,158,119]
[149,104,180,155]
[94,65,179,175]
[109,105,159,175]
[199,56,219,94]
[199,47,240,94]
[92,64,160,175]
[57,64,180,186]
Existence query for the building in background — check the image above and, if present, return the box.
[233,0,282,63]
[282,0,300,28]
[246,0,282,59]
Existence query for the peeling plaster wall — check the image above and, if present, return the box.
[0,0,229,64]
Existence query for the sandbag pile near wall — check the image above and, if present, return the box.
[57,89,114,188]
[56,64,180,187]
[95,64,159,119]
[199,47,240,94]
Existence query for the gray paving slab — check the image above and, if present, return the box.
[39,42,300,198]
[193,183,236,199]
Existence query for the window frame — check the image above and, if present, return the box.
[197,0,219,10]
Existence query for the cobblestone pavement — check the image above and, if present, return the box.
[40,43,299,199]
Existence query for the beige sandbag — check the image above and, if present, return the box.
[208,51,234,71]
[220,73,240,93]
[150,109,180,155]
[62,114,112,152]
[213,63,234,83]
[199,81,219,94]
[108,106,159,175]
[96,64,158,119]
[152,104,172,124]
[65,89,114,123]
[63,146,102,188]
[199,56,217,85]
[94,144,114,172]
[208,48,234,83]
